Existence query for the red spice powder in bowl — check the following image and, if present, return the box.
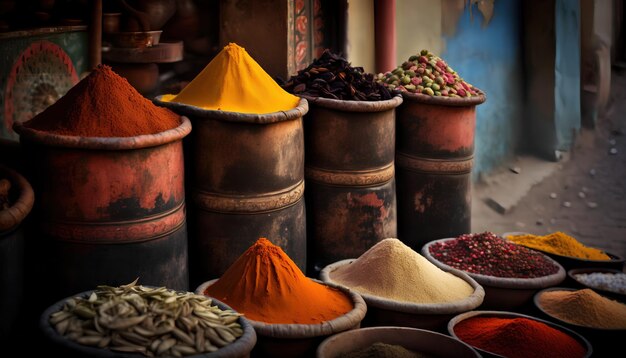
[22,64,181,137]
[448,310,591,358]
[422,232,566,310]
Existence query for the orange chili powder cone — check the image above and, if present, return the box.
[204,238,353,324]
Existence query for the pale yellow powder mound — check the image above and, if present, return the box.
[331,238,475,304]
[161,43,300,114]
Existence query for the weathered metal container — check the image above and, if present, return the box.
[13,117,191,304]
[0,164,34,342]
[303,96,402,274]
[395,92,486,251]
[154,97,308,285]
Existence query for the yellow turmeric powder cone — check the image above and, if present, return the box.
[161,43,300,114]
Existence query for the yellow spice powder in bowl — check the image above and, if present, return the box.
[503,231,625,271]
[320,238,484,331]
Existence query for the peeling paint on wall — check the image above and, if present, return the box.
[442,0,524,179]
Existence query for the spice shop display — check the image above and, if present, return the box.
[282,50,401,273]
[376,49,482,98]
[449,311,590,358]
[154,43,307,282]
[422,232,566,310]
[41,279,256,357]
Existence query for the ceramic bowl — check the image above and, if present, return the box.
[502,231,625,271]
[567,267,626,302]
[40,289,257,358]
[197,278,367,358]
[448,310,593,358]
[422,238,566,310]
[109,30,163,48]
[534,287,626,357]
[320,259,484,332]
[316,326,481,358]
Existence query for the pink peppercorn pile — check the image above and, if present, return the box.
[428,232,560,278]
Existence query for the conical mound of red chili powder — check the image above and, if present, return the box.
[24,64,180,137]
[204,238,354,324]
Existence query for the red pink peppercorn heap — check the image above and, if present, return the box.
[376,49,480,97]
[428,232,560,278]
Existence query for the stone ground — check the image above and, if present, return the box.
[472,67,626,263]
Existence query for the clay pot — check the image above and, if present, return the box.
[102,13,122,34]
[121,0,176,31]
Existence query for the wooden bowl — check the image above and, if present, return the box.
[40,289,257,358]
[567,267,626,302]
[317,326,480,358]
[109,30,162,48]
[534,287,626,357]
[320,258,484,332]
[422,238,566,310]
[197,278,367,358]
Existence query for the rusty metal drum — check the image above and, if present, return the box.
[0,165,34,342]
[395,91,486,251]
[304,96,402,274]
[13,117,191,303]
[154,97,308,286]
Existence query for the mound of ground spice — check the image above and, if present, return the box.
[455,316,586,358]
[428,232,560,278]
[331,238,474,303]
[24,65,180,137]
[538,288,626,329]
[204,238,353,324]
[161,43,299,114]
[508,232,610,260]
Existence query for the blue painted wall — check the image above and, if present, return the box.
[555,0,581,149]
[441,0,524,180]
